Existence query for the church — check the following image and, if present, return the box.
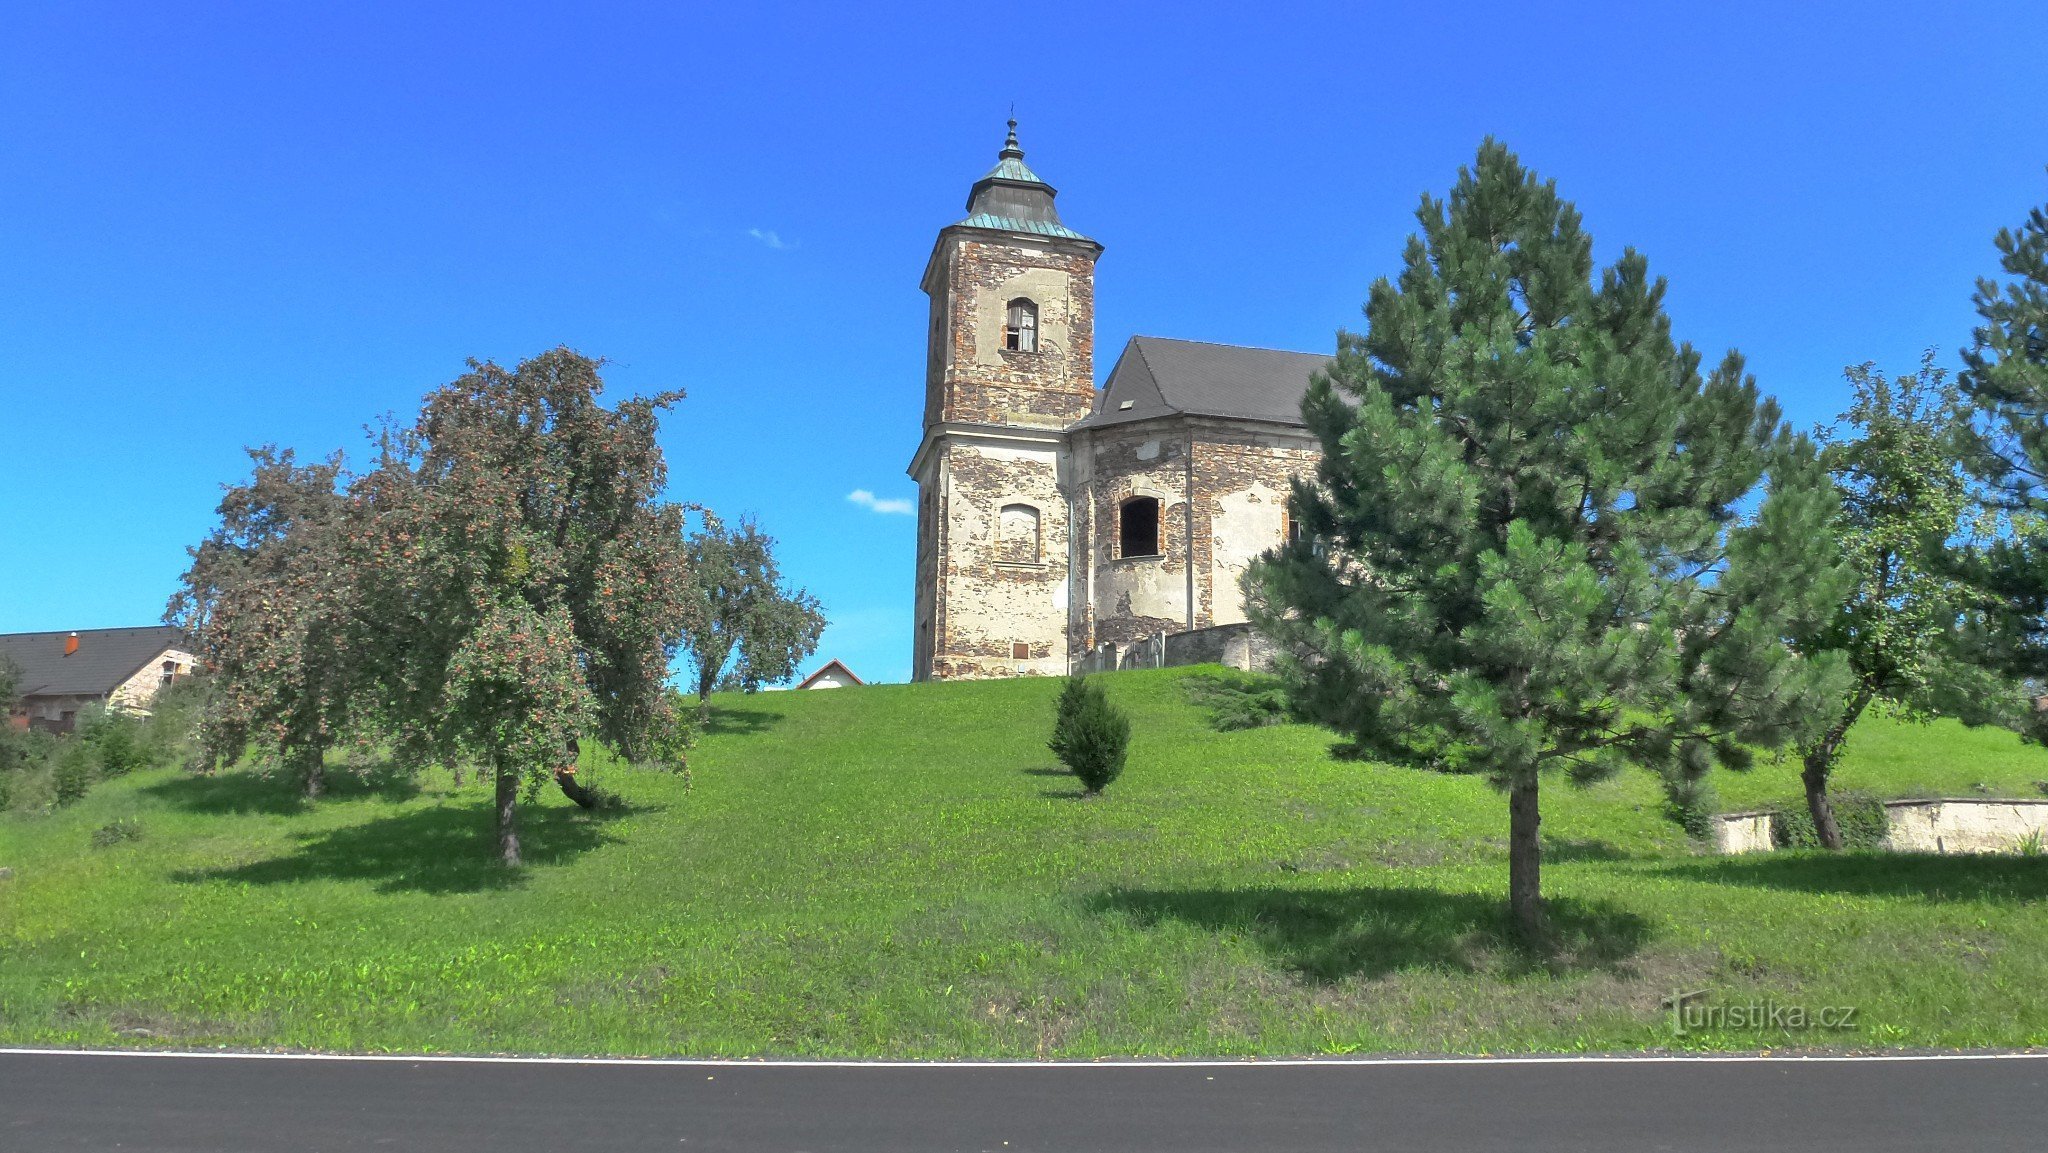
[909,123,1331,681]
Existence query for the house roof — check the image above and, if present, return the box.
[0,626,192,698]
[796,659,864,689]
[1077,336,1333,431]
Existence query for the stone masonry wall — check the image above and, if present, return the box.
[930,439,1072,680]
[928,234,1098,430]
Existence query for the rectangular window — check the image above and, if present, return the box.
[1120,497,1161,558]
[1012,642,1030,660]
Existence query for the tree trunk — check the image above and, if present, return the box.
[1508,773,1545,941]
[495,760,521,867]
[554,735,596,809]
[1801,754,1843,852]
[300,740,326,800]
[1802,690,1872,852]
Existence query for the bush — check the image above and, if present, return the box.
[52,740,97,806]
[1657,771,1720,842]
[78,705,151,777]
[1181,670,1292,731]
[1048,676,1130,796]
[91,817,145,848]
[1771,790,1890,850]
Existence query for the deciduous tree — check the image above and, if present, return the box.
[1796,356,2013,848]
[677,514,826,700]
[168,447,356,798]
[1245,141,1852,939]
[352,348,697,864]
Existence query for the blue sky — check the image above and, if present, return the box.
[2,1,2044,684]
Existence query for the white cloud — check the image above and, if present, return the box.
[748,228,795,250]
[847,489,914,516]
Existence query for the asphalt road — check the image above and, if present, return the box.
[2,1050,2042,1152]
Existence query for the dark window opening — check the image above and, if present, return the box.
[1120,497,1161,558]
[1004,298,1038,352]
[1283,508,1304,545]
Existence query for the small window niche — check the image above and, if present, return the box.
[1004,298,1039,353]
[997,503,1041,564]
[1011,642,1030,661]
[1282,507,1305,546]
[1119,496,1162,558]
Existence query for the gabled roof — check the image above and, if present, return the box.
[796,659,864,689]
[0,626,193,698]
[1078,336,1333,431]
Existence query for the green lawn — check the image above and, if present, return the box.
[2,667,2045,1057]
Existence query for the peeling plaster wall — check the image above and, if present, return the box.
[924,235,1097,431]
[912,228,1098,680]
[929,439,1072,679]
[1072,420,1315,655]
[1193,426,1319,628]
[1074,424,1194,652]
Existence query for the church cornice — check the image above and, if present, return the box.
[906,419,1071,481]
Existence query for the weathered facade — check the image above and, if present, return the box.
[908,125,1329,680]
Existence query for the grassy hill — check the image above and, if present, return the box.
[2,667,2045,1057]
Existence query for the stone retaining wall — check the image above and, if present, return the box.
[1715,798,2048,855]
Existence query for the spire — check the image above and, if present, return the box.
[959,118,1091,242]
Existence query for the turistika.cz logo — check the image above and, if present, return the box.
[1664,990,1861,1036]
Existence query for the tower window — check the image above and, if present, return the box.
[1282,507,1304,545]
[1119,497,1161,559]
[998,503,1041,563]
[1004,298,1038,353]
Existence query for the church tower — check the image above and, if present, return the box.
[909,122,1101,680]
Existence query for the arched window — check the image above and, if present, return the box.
[1119,496,1161,558]
[1004,298,1038,353]
[998,503,1041,563]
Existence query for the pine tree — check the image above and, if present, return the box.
[1048,676,1130,797]
[1245,140,1852,939]
[1957,177,2048,674]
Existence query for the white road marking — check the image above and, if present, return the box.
[1,1047,2042,1068]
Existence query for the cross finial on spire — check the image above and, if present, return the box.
[1001,116,1023,159]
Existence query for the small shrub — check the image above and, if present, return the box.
[1048,676,1130,796]
[91,817,145,848]
[2014,829,2046,857]
[1770,790,1889,850]
[78,706,151,777]
[1657,772,1720,842]
[52,741,98,806]
[1181,670,1292,731]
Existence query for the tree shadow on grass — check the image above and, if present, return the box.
[1543,838,1645,863]
[1661,853,2048,903]
[172,801,634,895]
[142,765,421,817]
[1092,885,1648,983]
[1021,766,1068,777]
[700,706,782,738]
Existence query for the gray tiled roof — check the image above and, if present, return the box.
[0,626,191,698]
[1079,336,1333,430]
